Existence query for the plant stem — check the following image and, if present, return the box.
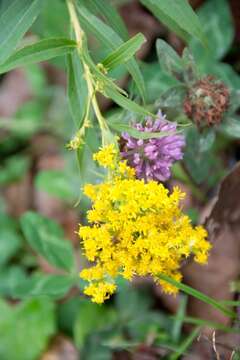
[66,0,110,145]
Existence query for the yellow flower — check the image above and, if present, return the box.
[93,144,117,169]
[79,144,211,303]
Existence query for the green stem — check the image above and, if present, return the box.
[158,273,236,319]
[66,0,110,146]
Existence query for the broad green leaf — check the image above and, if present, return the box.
[12,274,76,299]
[156,39,183,79]
[184,127,224,185]
[35,170,75,201]
[0,0,43,64]
[33,0,69,38]
[140,0,206,45]
[104,86,152,117]
[76,3,146,102]
[115,281,152,321]
[0,298,55,360]
[156,85,186,109]
[67,51,88,128]
[220,117,240,139]
[20,211,74,272]
[0,266,26,297]
[0,38,77,74]
[203,62,240,90]
[189,0,234,61]
[74,299,117,348]
[0,155,30,185]
[134,62,178,103]
[181,47,199,84]
[0,228,21,267]
[101,33,146,70]
[82,0,129,40]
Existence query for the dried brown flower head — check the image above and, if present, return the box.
[183,75,229,128]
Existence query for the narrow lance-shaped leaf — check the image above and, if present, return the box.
[0,38,77,74]
[158,273,235,318]
[102,33,146,71]
[81,0,129,40]
[104,86,152,117]
[76,3,146,102]
[109,121,177,140]
[0,0,43,64]
[67,51,88,128]
[140,0,207,46]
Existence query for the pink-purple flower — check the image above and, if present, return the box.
[121,111,185,182]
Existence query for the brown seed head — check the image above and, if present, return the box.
[183,75,229,128]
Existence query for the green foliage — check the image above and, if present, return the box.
[0,38,77,74]
[35,170,76,201]
[101,33,146,71]
[20,212,75,272]
[189,0,234,62]
[0,0,43,64]
[82,0,129,40]
[0,298,55,360]
[184,127,224,185]
[67,51,88,128]
[76,3,147,102]
[140,0,206,45]
[74,299,117,349]
[0,155,30,185]
[12,274,76,299]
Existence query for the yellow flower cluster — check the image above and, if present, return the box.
[79,145,211,303]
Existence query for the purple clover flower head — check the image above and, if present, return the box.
[121,110,185,182]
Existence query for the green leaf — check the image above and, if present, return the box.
[158,273,235,319]
[171,295,187,344]
[115,281,152,321]
[109,120,176,139]
[0,38,77,74]
[184,127,223,185]
[74,299,117,349]
[82,0,129,40]
[12,274,76,299]
[156,39,183,79]
[140,0,206,45]
[189,0,234,61]
[20,211,74,272]
[220,117,240,139]
[76,3,146,102]
[0,155,30,185]
[102,33,146,70]
[203,62,240,90]
[35,170,75,201]
[104,86,152,117]
[156,85,186,109]
[0,266,26,297]
[67,51,88,128]
[0,298,55,360]
[169,326,200,360]
[0,0,43,65]
[0,228,21,267]
[181,47,199,84]
[134,62,178,103]
[33,0,69,38]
